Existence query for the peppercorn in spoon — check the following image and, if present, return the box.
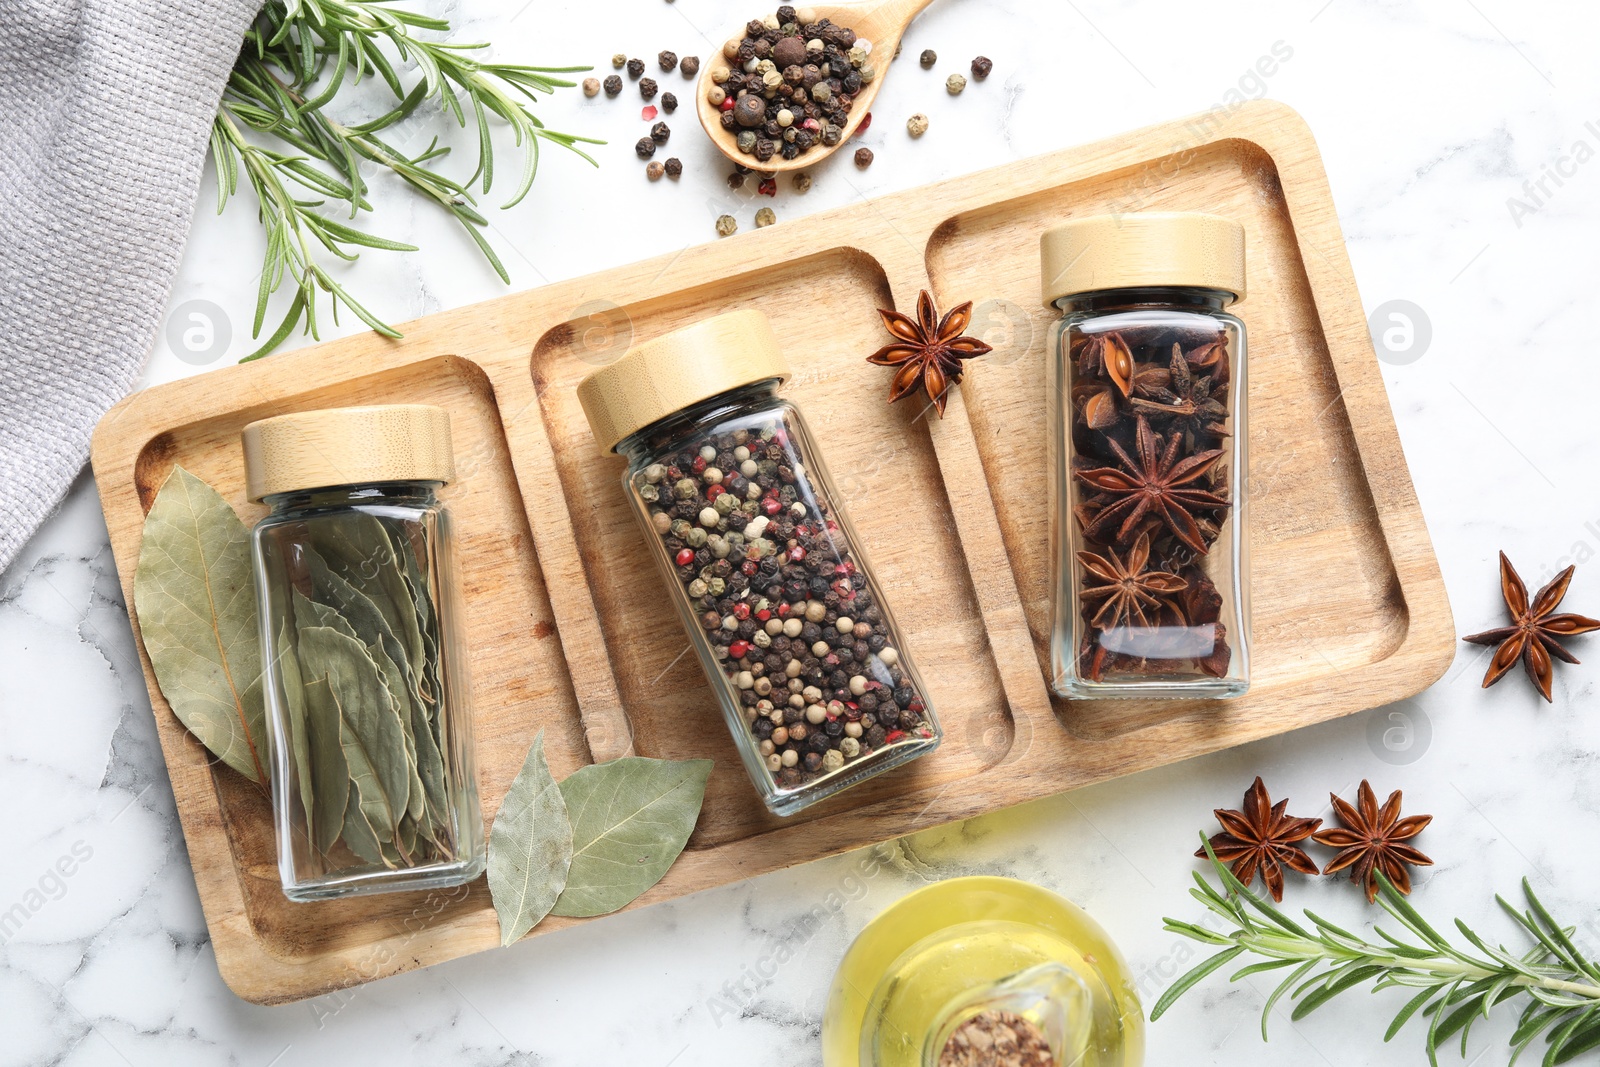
[695,0,936,174]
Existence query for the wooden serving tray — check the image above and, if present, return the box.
[91,100,1454,1005]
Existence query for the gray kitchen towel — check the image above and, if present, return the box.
[0,0,262,574]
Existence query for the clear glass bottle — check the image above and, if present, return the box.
[244,404,484,901]
[1043,213,1251,699]
[577,310,941,817]
[821,876,1144,1067]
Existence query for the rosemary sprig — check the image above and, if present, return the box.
[1153,838,1600,1065]
[216,0,601,360]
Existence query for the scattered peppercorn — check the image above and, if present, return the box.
[793,172,812,193]
[582,77,600,97]
[636,137,657,159]
[627,57,645,78]
[646,160,665,180]
[664,157,683,178]
[658,50,678,71]
[907,112,929,137]
[755,206,776,227]
[715,214,738,237]
[680,55,700,78]
[661,91,678,113]
[946,72,966,94]
[919,48,937,67]
[854,146,874,168]
[970,55,992,79]
[640,77,658,100]
[757,176,777,196]
[611,53,627,69]
[603,74,622,96]
[650,121,671,144]
[727,170,746,189]
[641,104,658,121]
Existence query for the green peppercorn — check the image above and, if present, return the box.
[946,72,966,94]
[716,214,738,237]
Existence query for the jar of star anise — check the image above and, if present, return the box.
[576,310,941,816]
[1042,212,1251,699]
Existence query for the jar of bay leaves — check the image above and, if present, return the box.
[576,310,941,817]
[1044,213,1251,699]
[244,404,484,901]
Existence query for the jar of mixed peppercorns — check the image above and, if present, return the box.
[577,311,941,816]
[1042,213,1251,699]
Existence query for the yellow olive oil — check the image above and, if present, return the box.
[822,877,1144,1067]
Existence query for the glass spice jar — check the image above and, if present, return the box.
[244,405,485,901]
[576,310,942,817]
[1043,213,1251,699]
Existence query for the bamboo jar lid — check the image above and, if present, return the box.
[577,309,792,452]
[241,404,455,501]
[1039,212,1247,305]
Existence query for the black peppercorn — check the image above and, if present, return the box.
[627,57,645,78]
[651,121,671,144]
[854,146,873,168]
[753,718,774,740]
[664,157,682,178]
[661,91,678,113]
[658,50,677,72]
[920,48,937,68]
[680,55,700,78]
[603,74,622,96]
[640,77,658,100]
[971,55,993,79]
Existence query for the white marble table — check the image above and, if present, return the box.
[5,0,1597,1062]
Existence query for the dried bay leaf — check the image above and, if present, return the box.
[301,555,444,836]
[488,731,572,946]
[342,779,387,865]
[298,625,410,844]
[133,466,267,785]
[315,515,426,675]
[551,757,713,918]
[275,621,316,833]
[302,674,350,853]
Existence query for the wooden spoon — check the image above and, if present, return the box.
[694,0,936,174]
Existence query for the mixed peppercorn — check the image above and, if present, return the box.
[634,419,933,794]
[709,6,873,164]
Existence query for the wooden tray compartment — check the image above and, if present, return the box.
[529,247,1015,848]
[91,102,1454,1005]
[928,137,1411,741]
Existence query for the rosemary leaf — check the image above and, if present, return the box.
[213,0,600,360]
[1156,835,1600,1062]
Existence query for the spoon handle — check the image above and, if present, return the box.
[860,0,937,33]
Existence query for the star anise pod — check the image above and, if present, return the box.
[1075,330,1135,396]
[1128,343,1229,450]
[1077,533,1187,632]
[1074,415,1228,555]
[1463,552,1600,702]
[1312,781,1432,903]
[1196,777,1321,902]
[867,290,993,417]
